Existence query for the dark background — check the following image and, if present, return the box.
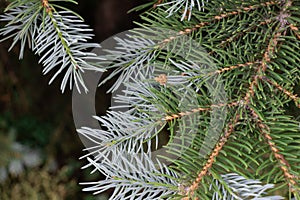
[0,0,143,199]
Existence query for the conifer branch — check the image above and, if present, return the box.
[176,60,261,77]
[41,1,78,70]
[212,1,278,20]
[0,0,103,92]
[263,0,291,64]
[263,30,282,69]
[182,114,240,199]
[158,0,208,21]
[244,75,260,103]
[211,173,284,200]
[163,102,238,121]
[245,0,291,103]
[262,76,300,108]
[2,0,299,199]
[81,152,179,199]
[160,1,279,45]
[239,1,299,191]
[213,61,261,75]
[218,19,272,48]
[247,106,299,193]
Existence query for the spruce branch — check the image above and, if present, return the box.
[163,101,238,121]
[243,0,291,103]
[82,0,300,198]
[263,76,300,108]
[211,173,284,200]
[158,0,208,21]
[158,1,279,46]
[78,110,163,161]
[0,0,104,92]
[0,1,41,59]
[211,61,261,75]
[182,114,240,199]
[217,19,273,49]
[1,0,298,199]
[235,1,300,194]
[81,151,179,199]
[98,35,157,92]
[248,106,299,193]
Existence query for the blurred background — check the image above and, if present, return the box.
[0,0,142,199]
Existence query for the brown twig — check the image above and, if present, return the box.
[242,0,298,192]
[182,114,240,199]
[178,1,295,199]
[244,75,260,103]
[262,76,300,108]
[244,0,291,103]
[214,61,261,75]
[164,102,238,121]
[160,1,278,45]
[247,106,298,189]
[218,20,272,49]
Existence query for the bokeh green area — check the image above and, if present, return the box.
[0,0,140,199]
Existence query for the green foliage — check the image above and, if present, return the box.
[84,0,300,199]
[1,0,300,199]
